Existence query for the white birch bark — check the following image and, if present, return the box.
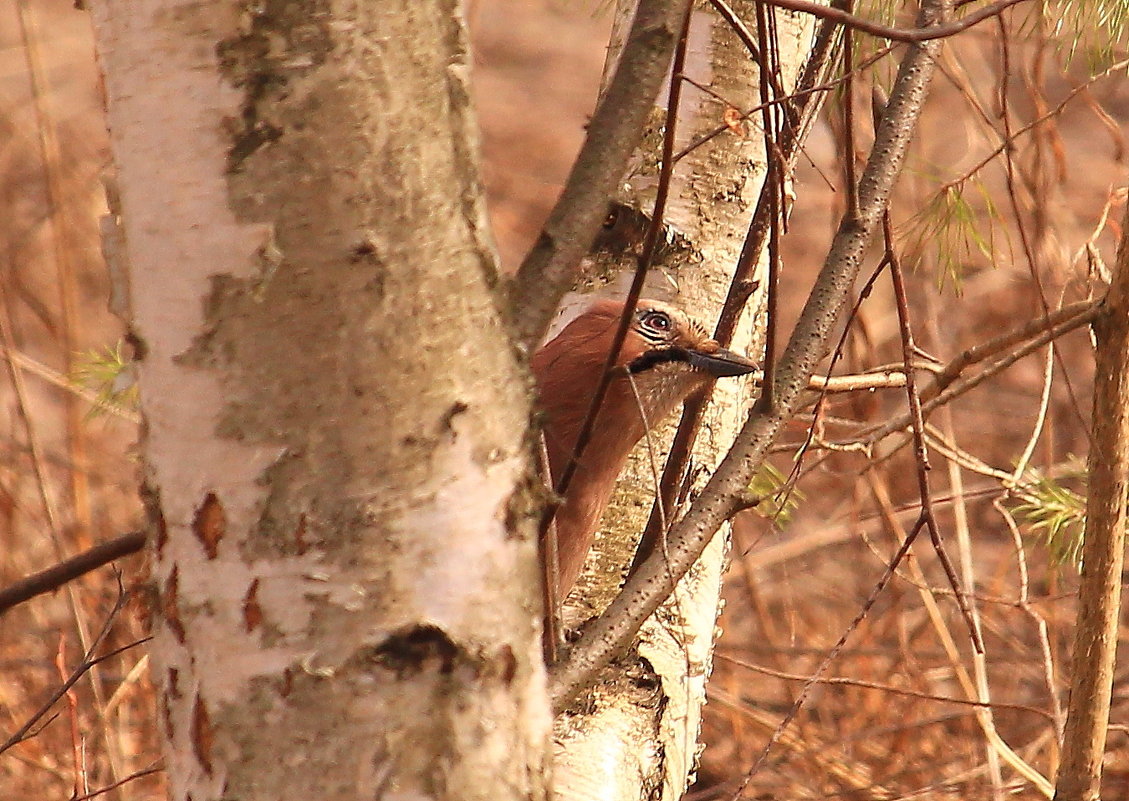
[88,1,550,798]
[550,3,817,799]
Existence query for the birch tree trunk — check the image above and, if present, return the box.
[550,4,818,798]
[88,2,550,799]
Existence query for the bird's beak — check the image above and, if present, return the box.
[686,345,758,377]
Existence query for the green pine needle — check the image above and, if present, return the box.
[1049,0,1129,73]
[72,340,139,418]
[899,179,1001,292]
[1012,470,1088,570]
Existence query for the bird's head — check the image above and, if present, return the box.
[620,299,757,378]
[533,298,757,445]
[576,299,757,416]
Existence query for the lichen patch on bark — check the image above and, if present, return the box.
[216,0,333,172]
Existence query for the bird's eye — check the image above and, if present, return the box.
[639,310,673,336]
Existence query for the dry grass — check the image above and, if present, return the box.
[1,0,1127,799]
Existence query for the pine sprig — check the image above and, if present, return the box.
[1013,470,1088,570]
[899,179,1001,291]
[72,340,139,417]
[1049,0,1129,72]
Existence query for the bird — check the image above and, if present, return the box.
[531,298,757,605]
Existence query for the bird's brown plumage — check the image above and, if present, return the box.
[531,298,756,602]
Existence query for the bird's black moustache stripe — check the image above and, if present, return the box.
[627,348,690,374]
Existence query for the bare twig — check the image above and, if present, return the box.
[939,59,1129,195]
[990,12,1091,441]
[673,41,894,166]
[71,762,164,801]
[0,532,145,616]
[761,0,1030,43]
[804,369,906,391]
[784,255,889,505]
[895,500,1055,797]
[56,635,87,798]
[841,3,859,221]
[707,0,799,131]
[716,652,1053,719]
[724,512,926,799]
[537,436,562,662]
[924,300,1095,405]
[0,587,145,755]
[933,375,1002,797]
[994,499,1065,741]
[884,213,983,652]
[858,300,1099,447]
[0,254,113,758]
[754,0,784,415]
[705,685,889,798]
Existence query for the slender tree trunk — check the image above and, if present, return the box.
[550,4,817,798]
[88,2,550,799]
[1053,199,1129,801]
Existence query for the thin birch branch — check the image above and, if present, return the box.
[885,215,982,653]
[70,763,164,801]
[717,652,1053,719]
[508,0,692,351]
[0,587,136,755]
